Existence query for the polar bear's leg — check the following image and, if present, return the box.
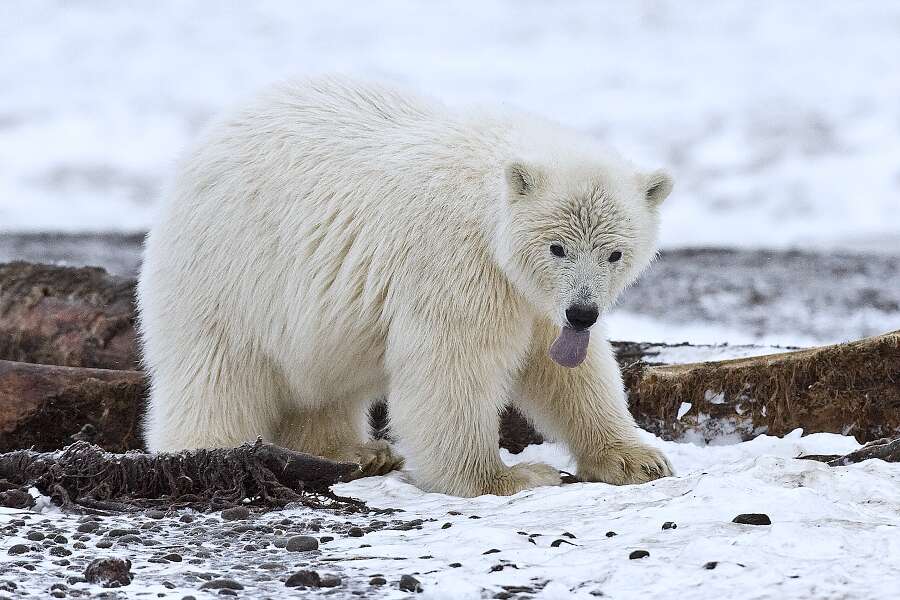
[385,332,562,497]
[514,321,673,485]
[275,400,404,477]
[143,346,280,452]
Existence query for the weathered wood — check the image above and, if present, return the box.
[0,439,357,512]
[0,360,145,453]
[625,330,900,443]
[0,261,139,369]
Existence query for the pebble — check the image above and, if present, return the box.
[49,546,72,557]
[77,523,100,533]
[733,513,771,526]
[399,574,423,593]
[703,561,718,570]
[319,574,341,587]
[220,507,250,521]
[7,545,29,556]
[84,558,133,588]
[272,537,288,548]
[285,535,319,552]
[629,550,650,560]
[550,539,575,547]
[162,553,182,562]
[285,569,321,588]
[320,536,334,543]
[116,535,143,545]
[370,577,387,586]
[347,527,364,537]
[662,521,677,530]
[146,510,168,519]
[605,531,617,537]
[482,549,501,555]
[441,522,452,529]
[95,540,113,549]
[25,531,45,541]
[199,579,244,591]
[449,563,462,568]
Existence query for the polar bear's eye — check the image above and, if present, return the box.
[549,244,566,258]
[608,250,623,263]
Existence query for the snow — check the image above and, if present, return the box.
[324,432,899,600]
[2,1,899,250]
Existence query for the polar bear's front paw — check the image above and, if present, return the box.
[343,440,405,479]
[578,442,673,485]
[482,462,562,496]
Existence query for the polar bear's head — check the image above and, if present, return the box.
[495,158,673,367]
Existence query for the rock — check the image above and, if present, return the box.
[285,570,321,588]
[162,553,182,562]
[319,574,341,587]
[399,575,423,593]
[629,550,650,560]
[220,507,250,521]
[0,488,35,510]
[662,521,677,530]
[7,544,29,555]
[348,527,364,537]
[84,558,132,588]
[550,539,575,547]
[146,510,168,519]
[483,549,501,555]
[25,531,45,541]
[285,535,319,552]
[77,522,100,533]
[370,577,387,586]
[703,561,718,569]
[733,513,771,525]
[49,546,72,557]
[449,563,462,568]
[199,579,244,591]
[605,531,617,537]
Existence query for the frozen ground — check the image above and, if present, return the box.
[2,1,900,250]
[3,430,899,599]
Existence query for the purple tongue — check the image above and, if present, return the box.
[548,326,590,368]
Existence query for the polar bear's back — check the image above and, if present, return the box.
[139,78,515,402]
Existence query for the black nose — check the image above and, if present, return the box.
[565,304,598,331]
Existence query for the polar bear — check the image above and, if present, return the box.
[138,77,674,497]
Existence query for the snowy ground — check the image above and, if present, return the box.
[3,430,899,599]
[2,1,900,251]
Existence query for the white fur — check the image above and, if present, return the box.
[138,77,674,497]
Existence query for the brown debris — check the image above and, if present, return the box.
[0,261,139,369]
[0,439,357,513]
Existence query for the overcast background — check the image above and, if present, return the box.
[2,0,899,250]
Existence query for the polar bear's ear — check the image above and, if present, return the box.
[505,162,541,200]
[643,169,674,208]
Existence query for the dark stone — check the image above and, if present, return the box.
[562,532,576,539]
[49,546,72,557]
[370,577,387,586]
[77,522,100,533]
[629,550,650,560]
[0,488,35,510]
[84,558,133,588]
[483,549,501,555]
[220,507,250,521]
[146,510,167,519]
[199,579,243,591]
[551,539,575,547]
[605,531,617,537]
[441,523,452,529]
[285,535,319,552]
[399,575,422,593]
[732,513,771,526]
[320,536,334,543]
[107,528,139,537]
[319,574,341,587]
[7,545,29,556]
[25,531,45,541]
[449,563,462,568]
[662,521,677,530]
[162,553,182,562]
[95,540,113,549]
[348,527,364,537]
[703,561,718,570]
[285,570,321,588]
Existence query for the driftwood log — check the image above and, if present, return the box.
[625,330,900,443]
[0,439,357,512]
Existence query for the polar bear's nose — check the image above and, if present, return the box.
[565,304,598,331]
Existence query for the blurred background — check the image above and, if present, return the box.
[1,1,898,345]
